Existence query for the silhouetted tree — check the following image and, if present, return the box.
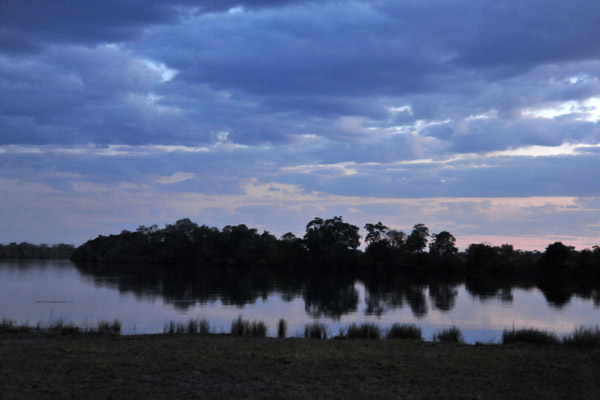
[365,222,389,245]
[386,230,407,249]
[406,224,429,253]
[538,242,575,274]
[364,222,392,268]
[303,216,360,268]
[0,242,74,259]
[429,231,458,257]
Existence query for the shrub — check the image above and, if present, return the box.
[346,323,381,339]
[277,319,287,339]
[304,322,327,339]
[563,327,600,348]
[433,326,464,344]
[502,328,559,345]
[386,323,422,340]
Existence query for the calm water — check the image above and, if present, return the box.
[1,259,599,343]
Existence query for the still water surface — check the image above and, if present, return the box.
[2,260,599,343]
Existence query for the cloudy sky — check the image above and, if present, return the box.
[1,0,600,250]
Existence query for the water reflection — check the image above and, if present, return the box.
[2,260,600,341]
[73,263,600,317]
[304,274,358,318]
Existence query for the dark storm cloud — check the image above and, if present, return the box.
[0,0,317,54]
[2,0,600,149]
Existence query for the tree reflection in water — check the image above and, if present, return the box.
[74,262,600,318]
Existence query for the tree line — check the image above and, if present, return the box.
[70,217,600,278]
[0,242,75,260]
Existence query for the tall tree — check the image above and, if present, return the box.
[429,231,458,257]
[303,216,360,268]
[364,222,389,245]
[406,224,429,253]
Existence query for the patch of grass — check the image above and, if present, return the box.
[563,326,600,348]
[186,318,211,334]
[163,319,211,335]
[230,316,267,337]
[386,323,422,340]
[163,321,186,334]
[4,333,600,399]
[304,322,328,339]
[346,323,381,339]
[0,318,31,334]
[433,326,464,344]
[44,318,80,335]
[277,318,287,338]
[1,318,124,335]
[97,320,121,335]
[198,319,211,335]
[502,328,559,345]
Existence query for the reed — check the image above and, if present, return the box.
[502,328,559,345]
[97,320,121,335]
[164,318,211,335]
[277,318,287,338]
[230,316,267,337]
[562,326,600,348]
[433,326,464,344]
[304,322,327,339]
[346,323,381,339]
[0,318,30,334]
[386,323,422,340]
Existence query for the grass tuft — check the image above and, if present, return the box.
[230,316,267,338]
[433,326,464,344]
[346,323,381,339]
[277,318,287,339]
[1,318,124,336]
[97,320,121,335]
[386,323,422,340]
[163,319,211,335]
[46,318,80,335]
[0,318,31,334]
[502,328,559,345]
[163,321,176,334]
[562,326,600,348]
[304,322,328,339]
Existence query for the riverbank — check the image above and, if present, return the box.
[2,332,599,399]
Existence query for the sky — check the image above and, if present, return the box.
[1,0,600,250]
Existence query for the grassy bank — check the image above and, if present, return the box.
[2,331,600,399]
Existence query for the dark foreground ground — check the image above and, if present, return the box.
[1,333,599,399]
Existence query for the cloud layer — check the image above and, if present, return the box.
[1,0,600,248]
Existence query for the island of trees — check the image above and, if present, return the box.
[70,217,600,278]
